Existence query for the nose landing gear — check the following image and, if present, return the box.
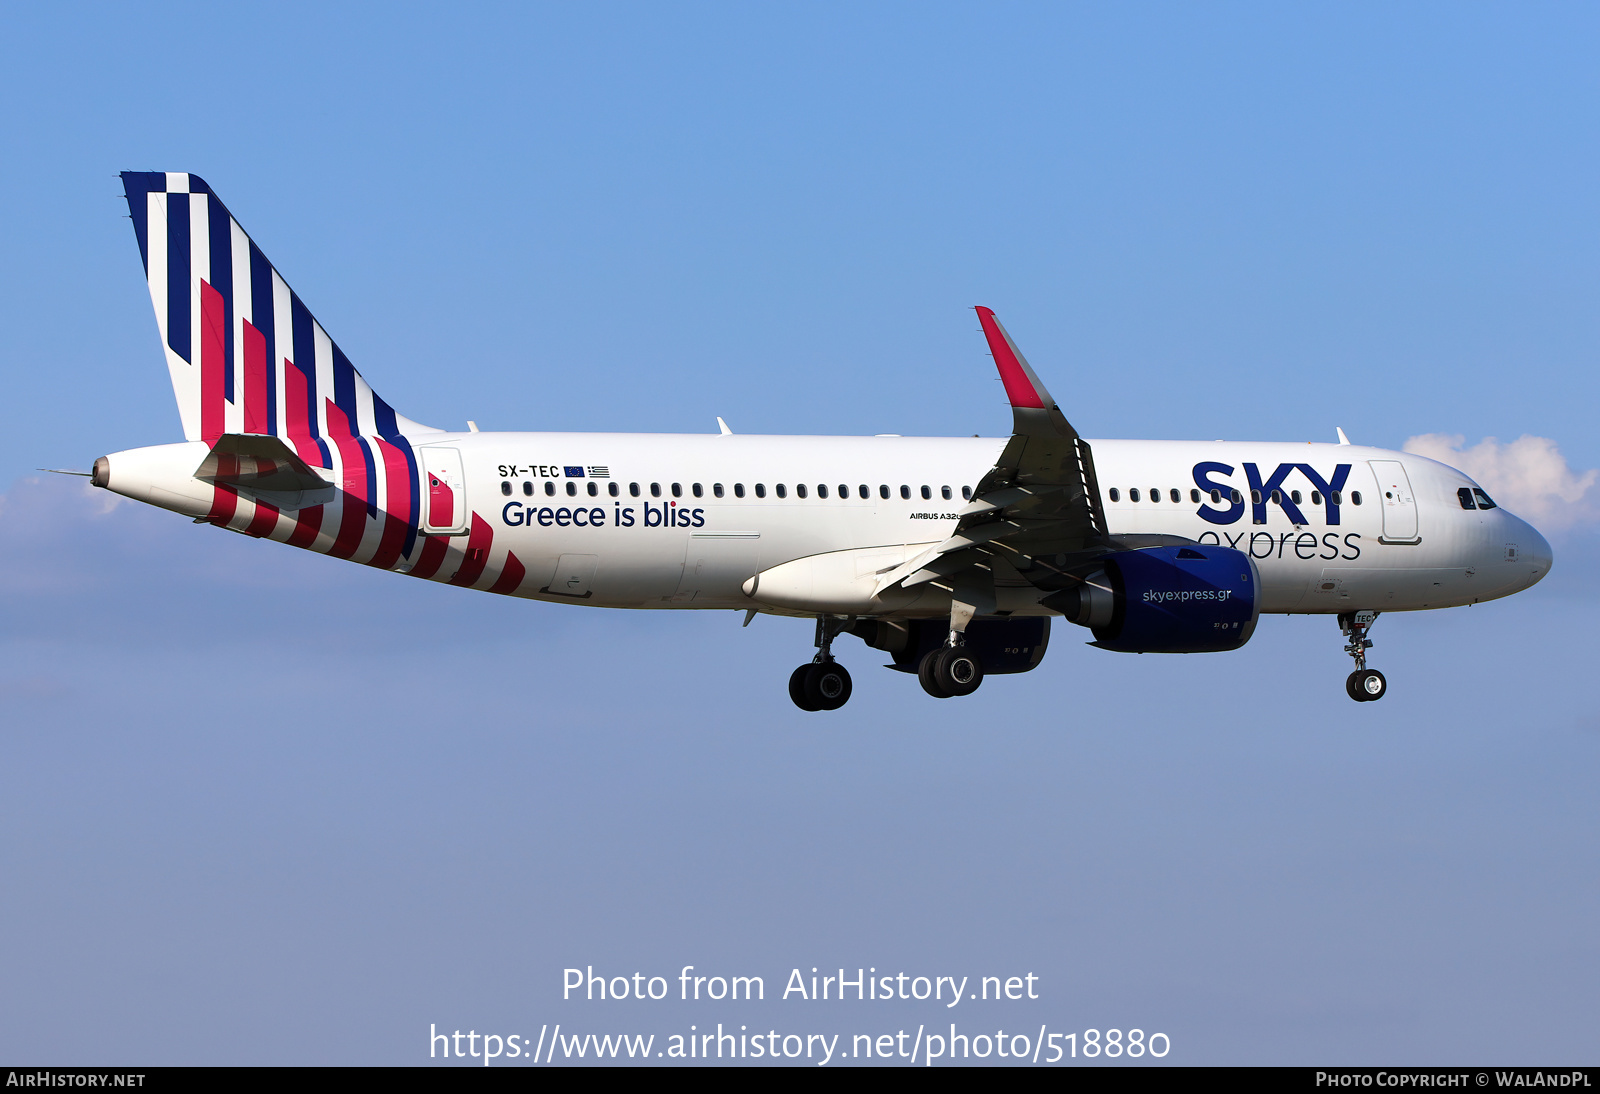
[789,617,853,711]
[1340,610,1387,702]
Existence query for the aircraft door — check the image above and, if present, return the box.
[1369,460,1420,544]
[421,447,468,535]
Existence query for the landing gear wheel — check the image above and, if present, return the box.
[918,649,951,698]
[936,646,984,696]
[804,661,852,710]
[789,664,821,711]
[920,646,984,698]
[1346,669,1387,702]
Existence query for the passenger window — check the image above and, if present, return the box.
[523,481,534,496]
[776,484,788,498]
[879,485,890,499]
[900,485,911,500]
[713,483,724,498]
[672,483,683,498]
[796,484,806,498]
[566,482,577,496]
[1331,490,1342,505]
[1311,490,1321,505]
[1473,488,1497,510]
[1290,490,1301,505]
[734,483,745,498]
[1150,488,1160,503]
[1458,487,1476,510]
[859,485,869,499]
[1269,489,1281,504]
[501,481,512,496]
[1170,489,1181,503]
[545,482,556,496]
[650,483,661,498]
[1350,491,1361,505]
[1130,488,1141,502]
[608,482,619,497]
[1190,488,1200,503]
[1230,489,1241,503]
[1211,489,1222,503]
[816,485,827,499]
[629,482,640,497]
[1109,488,1121,502]
[941,486,952,500]
[962,486,972,500]
[920,486,931,500]
[1250,490,1261,504]
[588,482,598,496]
[755,484,766,498]
[692,483,703,498]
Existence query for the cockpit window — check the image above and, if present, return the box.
[1458,487,1477,510]
[1473,488,1497,510]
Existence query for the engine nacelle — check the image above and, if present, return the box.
[1044,545,1259,653]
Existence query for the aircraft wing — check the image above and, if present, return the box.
[878,307,1112,601]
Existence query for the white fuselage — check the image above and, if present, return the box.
[98,431,1552,619]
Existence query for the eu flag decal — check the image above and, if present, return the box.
[563,466,585,478]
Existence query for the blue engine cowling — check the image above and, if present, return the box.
[1046,545,1259,653]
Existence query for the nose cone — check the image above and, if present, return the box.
[1513,514,1553,590]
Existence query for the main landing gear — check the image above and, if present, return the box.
[789,617,853,711]
[918,639,984,699]
[1340,610,1387,702]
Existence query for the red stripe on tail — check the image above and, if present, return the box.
[283,359,322,466]
[201,281,228,443]
[407,535,450,580]
[324,400,369,561]
[243,500,279,538]
[448,514,493,587]
[286,506,324,548]
[366,437,412,571]
[242,319,269,434]
[487,551,526,595]
[204,452,239,526]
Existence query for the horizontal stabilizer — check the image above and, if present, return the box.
[194,433,331,493]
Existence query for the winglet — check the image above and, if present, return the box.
[975,306,1052,410]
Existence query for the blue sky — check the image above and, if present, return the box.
[0,2,1596,1065]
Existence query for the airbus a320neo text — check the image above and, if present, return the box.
[89,173,1552,710]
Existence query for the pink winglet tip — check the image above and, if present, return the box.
[974,306,1046,409]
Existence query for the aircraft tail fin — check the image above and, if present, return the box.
[119,172,440,461]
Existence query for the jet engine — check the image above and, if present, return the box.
[1044,545,1260,653]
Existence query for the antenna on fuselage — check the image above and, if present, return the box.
[1335,427,1352,445]
[717,417,733,435]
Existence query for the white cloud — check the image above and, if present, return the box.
[1403,434,1599,531]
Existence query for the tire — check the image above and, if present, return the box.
[935,646,985,697]
[790,664,821,711]
[1358,669,1386,701]
[918,649,951,698]
[1346,669,1387,702]
[804,661,853,710]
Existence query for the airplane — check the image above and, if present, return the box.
[89,173,1553,710]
